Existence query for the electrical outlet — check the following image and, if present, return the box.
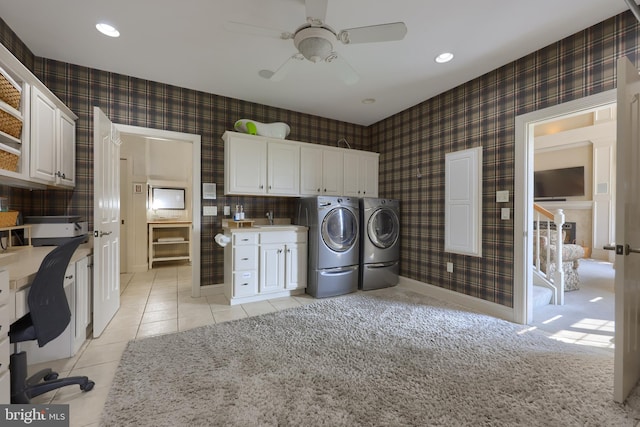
[501,208,510,220]
[223,205,231,216]
[446,262,453,273]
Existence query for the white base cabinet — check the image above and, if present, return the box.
[12,255,90,365]
[224,227,308,305]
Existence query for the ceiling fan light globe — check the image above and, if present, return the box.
[297,36,333,62]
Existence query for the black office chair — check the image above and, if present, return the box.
[9,236,95,403]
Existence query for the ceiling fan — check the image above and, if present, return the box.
[226,0,407,85]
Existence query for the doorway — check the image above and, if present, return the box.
[115,124,202,297]
[514,90,616,325]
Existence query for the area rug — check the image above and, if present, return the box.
[100,287,639,426]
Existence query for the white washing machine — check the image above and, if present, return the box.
[359,198,400,290]
[296,196,359,298]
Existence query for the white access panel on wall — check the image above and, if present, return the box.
[445,147,483,257]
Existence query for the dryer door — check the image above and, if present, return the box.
[368,208,399,249]
[321,207,358,252]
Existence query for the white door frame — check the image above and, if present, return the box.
[113,124,202,297]
[514,90,616,324]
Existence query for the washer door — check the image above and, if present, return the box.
[368,208,399,249]
[321,207,358,252]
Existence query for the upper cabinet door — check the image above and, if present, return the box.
[57,109,76,187]
[30,86,77,187]
[30,86,57,182]
[267,140,299,195]
[224,133,267,195]
[300,145,323,196]
[321,149,343,196]
[360,152,379,198]
[342,151,360,197]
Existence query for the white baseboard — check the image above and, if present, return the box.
[398,276,516,322]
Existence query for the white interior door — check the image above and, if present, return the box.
[93,107,121,337]
[614,57,640,403]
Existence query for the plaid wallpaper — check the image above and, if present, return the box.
[0,11,637,305]
[371,12,635,307]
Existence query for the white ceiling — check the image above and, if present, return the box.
[0,0,629,126]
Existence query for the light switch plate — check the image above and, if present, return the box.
[203,206,217,216]
[223,205,231,216]
[446,262,453,273]
[501,208,510,220]
[496,190,509,203]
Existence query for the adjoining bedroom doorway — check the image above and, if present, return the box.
[514,90,616,325]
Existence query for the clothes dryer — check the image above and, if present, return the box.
[359,198,400,290]
[296,196,359,298]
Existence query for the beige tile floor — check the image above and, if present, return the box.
[26,264,316,427]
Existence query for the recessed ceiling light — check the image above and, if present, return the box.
[96,23,120,38]
[362,98,376,104]
[435,52,454,64]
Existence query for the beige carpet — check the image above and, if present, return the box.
[101,287,639,426]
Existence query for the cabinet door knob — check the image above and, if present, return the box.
[65,275,74,279]
[241,257,249,260]
[324,188,327,192]
[259,185,264,189]
[278,249,283,253]
[241,283,248,286]
[316,188,320,192]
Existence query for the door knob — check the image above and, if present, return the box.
[603,244,640,256]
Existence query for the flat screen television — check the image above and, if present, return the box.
[152,187,186,210]
[534,166,585,200]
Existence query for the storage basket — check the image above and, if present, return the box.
[0,69,21,110]
[0,211,19,227]
[0,108,22,139]
[0,145,19,172]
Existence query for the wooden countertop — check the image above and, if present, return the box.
[148,220,192,224]
[4,243,93,291]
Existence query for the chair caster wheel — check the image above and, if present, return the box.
[82,381,95,392]
[44,373,58,381]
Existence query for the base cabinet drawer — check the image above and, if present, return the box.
[233,246,258,270]
[233,271,258,297]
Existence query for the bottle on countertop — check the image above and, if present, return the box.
[239,205,245,220]
[234,205,240,221]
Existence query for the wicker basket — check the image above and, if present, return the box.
[0,108,22,139]
[0,69,20,110]
[0,146,19,172]
[0,211,19,227]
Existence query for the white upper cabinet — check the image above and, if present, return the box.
[267,140,299,195]
[223,131,377,198]
[30,86,57,183]
[300,145,344,196]
[0,43,76,189]
[300,145,323,196]
[343,150,379,198]
[223,132,300,196]
[320,148,343,196]
[30,86,76,188]
[224,132,267,195]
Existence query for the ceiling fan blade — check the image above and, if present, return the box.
[327,53,359,85]
[268,54,305,82]
[338,22,407,44]
[305,0,328,26]
[224,21,292,39]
